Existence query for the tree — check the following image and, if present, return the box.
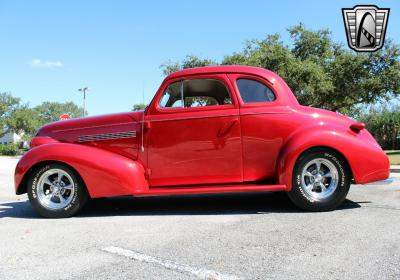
[0,91,40,138]
[161,24,400,115]
[0,92,21,133]
[161,55,217,76]
[359,105,400,150]
[0,93,85,139]
[132,103,146,111]
[34,101,85,125]
[6,106,41,136]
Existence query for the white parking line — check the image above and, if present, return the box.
[0,199,28,205]
[102,246,240,280]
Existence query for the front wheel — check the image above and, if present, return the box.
[27,163,88,218]
[288,149,351,211]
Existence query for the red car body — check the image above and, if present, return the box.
[15,66,389,199]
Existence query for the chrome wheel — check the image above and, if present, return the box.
[36,169,75,210]
[300,158,339,201]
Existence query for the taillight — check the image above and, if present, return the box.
[350,122,365,133]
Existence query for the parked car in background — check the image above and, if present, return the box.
[14,66,390,218]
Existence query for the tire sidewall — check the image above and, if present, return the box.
[290,149,350,211]
[28,164,86,218]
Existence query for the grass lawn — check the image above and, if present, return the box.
[385,150,400,165]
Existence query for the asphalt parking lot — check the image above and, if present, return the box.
[1,156,399,280]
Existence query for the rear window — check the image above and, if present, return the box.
[236,79,275,103]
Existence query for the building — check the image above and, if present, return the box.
[0,131,23,145]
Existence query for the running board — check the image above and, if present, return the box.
[136,184,287,197]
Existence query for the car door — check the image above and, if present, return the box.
[228,73,293,182]
[145,74,243,187]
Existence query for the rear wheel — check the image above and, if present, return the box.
[288,149,351,211]
[27,163,88,218]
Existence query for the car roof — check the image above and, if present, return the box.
[166,65,276,80]
[161,65,299,107]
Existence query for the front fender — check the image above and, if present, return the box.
[15,143,149,198]
[277,127,389,191]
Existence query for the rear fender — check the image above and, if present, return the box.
[15,143,148,198]
[277,127,388,190]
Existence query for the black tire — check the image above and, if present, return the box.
[287,148,351,211]
[27,163,88,218]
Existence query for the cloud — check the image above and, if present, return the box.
[30,59,63,68]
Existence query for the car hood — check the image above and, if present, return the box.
[37,111,144,137]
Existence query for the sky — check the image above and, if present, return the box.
[0,0,399,116]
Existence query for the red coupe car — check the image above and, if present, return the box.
[15,66,390,218]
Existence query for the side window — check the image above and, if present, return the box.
[236,79,275,103]
[159,81,182,108]
[159,79,232,108]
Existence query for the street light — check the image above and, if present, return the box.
[78,87,90,117]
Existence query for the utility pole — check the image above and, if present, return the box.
[78,87,89,117]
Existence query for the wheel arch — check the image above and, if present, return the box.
[294,146,353,179]
[16,160,89,196]
[277,129,358,191]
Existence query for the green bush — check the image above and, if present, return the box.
[359,106,400,150]
[0,143,22,156]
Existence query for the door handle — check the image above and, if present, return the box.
[217,119,238,138]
